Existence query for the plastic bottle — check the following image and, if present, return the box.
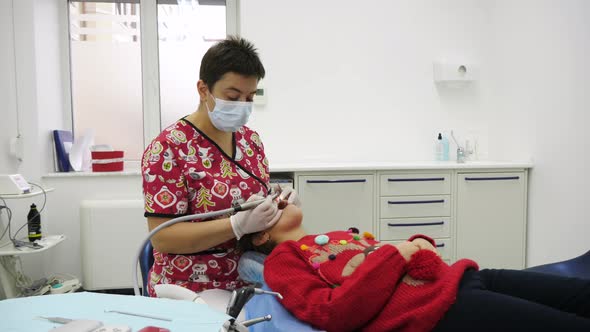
[441,134,450,161]
[27,203,42,242]
[435,133,444,161]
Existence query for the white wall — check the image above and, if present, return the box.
[33,0,68,175]
[42,175,143,279]
[2,0,67,179]
[483,0,590,265]
[242,0,491,163]
[0,0,70,281]
[0,0,19,174]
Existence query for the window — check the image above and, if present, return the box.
[67,0,234,162]
[69,1,143,160]
[157,1,227,128]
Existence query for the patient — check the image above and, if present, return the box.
[239,203,590,332]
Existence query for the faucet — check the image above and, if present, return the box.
[456,146,466,163]
[451,131,473,163]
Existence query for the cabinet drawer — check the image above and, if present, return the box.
[380,217,450,240]
[380,195,450,218]
[298,174,374,235]
[381,238,452,260]
[380,173,451,196]
[435,238,452,261]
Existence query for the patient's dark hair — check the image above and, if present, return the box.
[238,232,277,255]
[199,36,266,90]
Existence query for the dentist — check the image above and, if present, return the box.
[140,36,298,301]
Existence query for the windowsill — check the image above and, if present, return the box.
[43,160,142,178]
[43,170,141,178]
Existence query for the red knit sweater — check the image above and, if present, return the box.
[263,231,478,332]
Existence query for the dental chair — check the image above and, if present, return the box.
[237,250,590,332]
[141,239,590,331]
[139,240,154,297]
[138,242,276,331]
[238,251,324,332]
[524,250,590,279]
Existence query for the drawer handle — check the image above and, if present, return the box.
[387,199,445,205]
[306,179,367,184]
[465,176,520,181]
[436,243,445,248]
[387,221,445,227]
[388,177,445,182]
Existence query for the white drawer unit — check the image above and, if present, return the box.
[380,217,451,240]
[380,195,451,218]
[382,238,452,261]
[380,173,451,196]
[378,171,453,261]
[297,174,374,235]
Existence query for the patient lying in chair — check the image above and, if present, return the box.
[239,202,590,332]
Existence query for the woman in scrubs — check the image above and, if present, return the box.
[141,37,295,300]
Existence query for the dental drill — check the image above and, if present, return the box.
[222,285,283,332]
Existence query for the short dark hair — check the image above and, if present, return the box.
[199,35,266,90]
[238,232,277,256]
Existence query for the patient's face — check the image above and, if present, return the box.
[267,203,303,237]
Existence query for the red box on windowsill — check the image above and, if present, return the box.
[91,151,124,172]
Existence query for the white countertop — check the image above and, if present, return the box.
[270,160,533,172]
[43,161,533,177]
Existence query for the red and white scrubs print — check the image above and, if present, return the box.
[141,118,270,296]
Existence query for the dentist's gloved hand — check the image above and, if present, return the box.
[230,195,282,240]
[279,187,302,208]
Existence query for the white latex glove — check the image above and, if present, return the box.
[230,195,282,240]
[279,186,302,207]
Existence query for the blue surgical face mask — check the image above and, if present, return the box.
[205,94,253,132]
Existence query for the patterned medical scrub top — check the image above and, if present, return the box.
[141,118,270,296]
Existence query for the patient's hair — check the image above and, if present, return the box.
[238,232,277,256]
[199,36,266,90]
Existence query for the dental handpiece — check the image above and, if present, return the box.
[234,191,281,212]
[254,288,283,300]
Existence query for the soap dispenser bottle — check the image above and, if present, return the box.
[435,133,444,161]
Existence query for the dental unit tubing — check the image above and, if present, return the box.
[132,192,279,296]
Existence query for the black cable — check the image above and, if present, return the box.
[0,196,13,242]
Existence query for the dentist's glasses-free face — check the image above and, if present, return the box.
[200,72,259,104]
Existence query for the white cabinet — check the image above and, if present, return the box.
[297,174,374,235]
[456,172,527,269]
[377,172,453,260]
[292,167,528,269]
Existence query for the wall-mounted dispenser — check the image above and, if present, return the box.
[433,62,478,83]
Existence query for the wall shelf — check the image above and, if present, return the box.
[0,188,54,200]
[0,235,66,257]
